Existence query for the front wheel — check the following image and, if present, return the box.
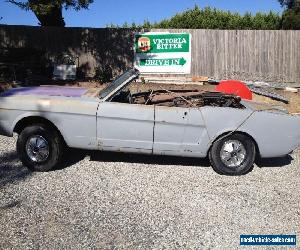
[209,133,256,175]
[17,124,64,171]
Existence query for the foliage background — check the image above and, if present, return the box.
[111,4,299,30]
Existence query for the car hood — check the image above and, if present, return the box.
[0,86,100,98]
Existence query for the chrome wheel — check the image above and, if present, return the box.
[220,140,246,168]
[25,135,49,163]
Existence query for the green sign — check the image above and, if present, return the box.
[135,33,190,53]
[140,58,187,66]
[134,32,191,74]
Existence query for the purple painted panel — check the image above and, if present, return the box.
[1,86,87,97]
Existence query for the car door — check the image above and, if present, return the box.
[153,106,210,157]
[97,101,154,154]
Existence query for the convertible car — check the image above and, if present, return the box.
[1,68,300,175]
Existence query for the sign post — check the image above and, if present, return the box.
[134,33,191,74]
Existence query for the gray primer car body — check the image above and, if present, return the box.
[1,69,300,159]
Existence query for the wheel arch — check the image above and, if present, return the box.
[13,116,67,146]
[207,131,261,159]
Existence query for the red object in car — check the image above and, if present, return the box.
[215,80,252,100]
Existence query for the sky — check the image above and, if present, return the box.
[0,0,283,28]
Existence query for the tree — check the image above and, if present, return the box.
[280,0,300,29]
[279,0,297,9]
[117,6,281,30]
[7,0,93,27]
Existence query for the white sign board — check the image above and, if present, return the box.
[134,32,191,74]
[53,65,77,80]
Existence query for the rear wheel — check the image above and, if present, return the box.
[17,124,64,171]
[209,133,256,175]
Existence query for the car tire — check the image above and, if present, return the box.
[17,124,64,172]
[209,133,256,175]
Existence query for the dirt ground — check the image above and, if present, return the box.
[1,80,300,113]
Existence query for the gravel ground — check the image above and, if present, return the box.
[0,135,299,249]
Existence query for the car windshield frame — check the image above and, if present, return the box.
[99,69,139,100]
